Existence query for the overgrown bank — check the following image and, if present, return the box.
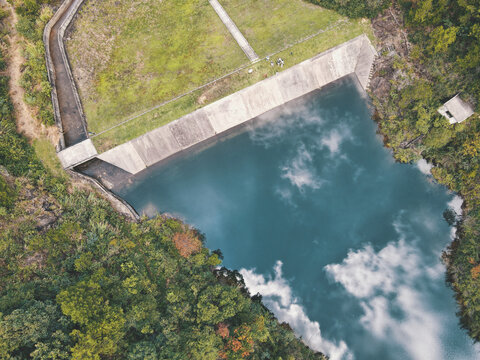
[0,1,326,359]
[366,1,480,342]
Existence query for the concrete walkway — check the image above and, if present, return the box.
[208,0,259,62]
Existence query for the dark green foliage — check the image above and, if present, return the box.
[401,0,480,106]
[0,300,72,359]
[0,177,325,359]
[0,47,45,179]
[443,208,457,226]
[307,0,391,18]
[16,15,36,40]
[0,175,15,210]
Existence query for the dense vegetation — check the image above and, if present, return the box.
[307,0,391,18]
[364,0,480,343]
[0,3,326,359]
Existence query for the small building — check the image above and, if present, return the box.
[438,94,474,124]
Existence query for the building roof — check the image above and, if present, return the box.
[438,94,475,124]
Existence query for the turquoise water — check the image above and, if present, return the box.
[116,77,478,360]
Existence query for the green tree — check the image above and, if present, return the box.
[428,26,458,54]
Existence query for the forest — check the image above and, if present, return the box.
[378,0,480,342]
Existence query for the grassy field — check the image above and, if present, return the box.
[33,138,67,179]
[67,0,372,153]
[220,0,343,57]
[92,19,372,152]
[67,0,246,134]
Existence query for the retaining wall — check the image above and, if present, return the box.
[99,34,376,175]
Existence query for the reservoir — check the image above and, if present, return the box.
[115,76,478,360]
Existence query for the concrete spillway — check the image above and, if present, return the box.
[98,34,376,176]
[44,0,89,147]
[44,0,99,169]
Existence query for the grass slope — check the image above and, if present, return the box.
[220,0,343,57]
[67,0,245,135]
[68,0,372,152]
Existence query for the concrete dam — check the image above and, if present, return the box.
[44,0,375,182]
[95,35,376,176]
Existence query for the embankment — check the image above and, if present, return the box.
[97,34,376,176]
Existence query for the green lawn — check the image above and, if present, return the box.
[33,138,66,179]
[220,0,343,57]
[67,0,372,153]
[67,0,246,135]
[92,19,372,152]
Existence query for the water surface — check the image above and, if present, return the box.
[116,77,478,360]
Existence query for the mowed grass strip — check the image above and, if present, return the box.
[92,19,373,153]
[67,0,246,135]
[220,0,344,57]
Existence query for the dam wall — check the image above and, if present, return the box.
[97,34,376,175]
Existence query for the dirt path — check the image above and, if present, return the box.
[3,0,59,144]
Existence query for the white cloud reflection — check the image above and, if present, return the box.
[281,144,324,191]
[240,261,352,360]
[323,216,479,360]
[448,195,463,216]
[416,159,433,175]
[319,124,353,155]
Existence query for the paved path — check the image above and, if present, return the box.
[47,0,87,147]
[208,0,259,62]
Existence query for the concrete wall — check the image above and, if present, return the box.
[99,34,376,175]
[57,139,97,168]
[57,0,88,136]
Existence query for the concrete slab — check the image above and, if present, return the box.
[240,77,284,119]
[57,139,97,168]
[354,37,377,90]
[169,110,215,149]
[311,52,337,87]
[131,126,182,166]
[204,94,251,134]
[276,64,318,103]
[331,41,360,77]
[97,142,146,174]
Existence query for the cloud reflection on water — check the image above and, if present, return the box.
[240,261,352,360]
